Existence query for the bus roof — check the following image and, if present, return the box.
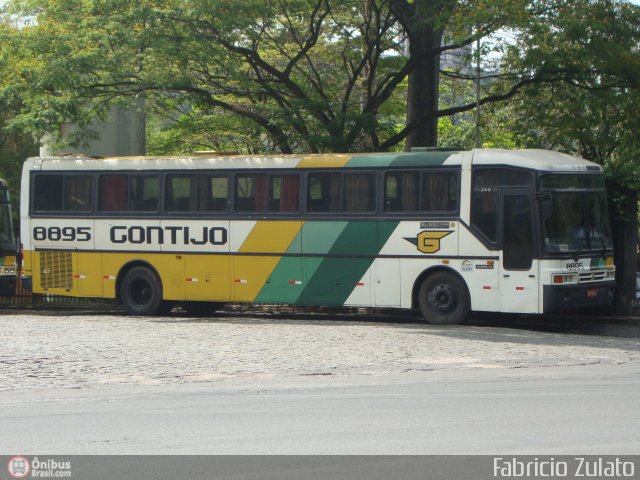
[25,148,602,172]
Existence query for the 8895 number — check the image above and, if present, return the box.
[33,226,92,242]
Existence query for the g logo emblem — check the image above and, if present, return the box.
[416,231,452,254]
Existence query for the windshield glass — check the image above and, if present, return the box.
[541,191,613,254]
[0,201,15,252]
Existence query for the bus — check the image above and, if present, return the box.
[0,178,17,296]
[19,149,616,323]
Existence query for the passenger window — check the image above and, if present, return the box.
[471,170,504,243]
[130,176,159,212]
[99,174,128,211]
[33,175,63,211]
[307,173,341,212]
[269,174,299,212]
[235,174,267,212]
[421,172,458,212]
[344,173,376,212]
[64,175,92,211]
[166,175,194,212]
[384,171,419,212]
[198,175,228,212]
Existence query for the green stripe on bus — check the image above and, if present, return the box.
[344,154,398,168]
[255,221,348,304]
[298,221,349,254]
[390,152,456,167]
[254,256,304,304]
[344,152,456,169]
[300,220,398,305]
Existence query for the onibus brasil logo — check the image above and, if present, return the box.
[7,456,71,478]
[7,456,30,479]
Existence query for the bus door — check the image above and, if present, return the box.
[499,191,539,313]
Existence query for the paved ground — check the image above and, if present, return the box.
[1,309,640,454]
[2,310,639,392]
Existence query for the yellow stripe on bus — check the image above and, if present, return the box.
[234,220,303,301]
[296,154,352,169]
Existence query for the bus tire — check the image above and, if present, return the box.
[418,271,469,325]
[182,301,221,317]
[120,266,166,316]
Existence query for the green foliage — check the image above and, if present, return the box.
[502,0,640,190]
[1,0,570,155]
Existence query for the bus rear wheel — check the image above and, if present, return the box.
[418,271,469,325]
[120,266,167,316]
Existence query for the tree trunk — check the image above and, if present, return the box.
[610,186,638,315]
[405,29,442,150]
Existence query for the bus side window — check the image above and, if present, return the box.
[269,174,300,212]
[198,175,228,212]
[33,175,63,211]
[344,173,376,212]
[130,175,159,212]
[307,173,341,212]
[64,175,92,211]
[235,174,267,212]
[472,170,497,242]
[99,174,128,211]
[471,188,497,243]
[421,172,458,212]
[166,175,194,212]
[384,171,418,212]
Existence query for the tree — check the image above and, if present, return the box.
[0,18,39,218]
[2,0,568,153]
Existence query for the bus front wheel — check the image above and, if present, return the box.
[418,272,469,325]
[120,266,167,316]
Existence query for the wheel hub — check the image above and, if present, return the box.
[429,284,456,313]
[131,279,152,306]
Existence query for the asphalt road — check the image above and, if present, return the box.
[1,309,639,455]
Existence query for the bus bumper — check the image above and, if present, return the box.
[543,281,615,313]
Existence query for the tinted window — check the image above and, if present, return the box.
[474,169,532,188]
[471,169,530,244]
[503,195,534,269]
[269,174,299,212]
[63,175,92,211]
[34,175,63,211]
[540,174,605,190]
[198,175,228,212]
[421,172,458,212]
[471,171,498,243]
[99,174,128,211]
[235,174,267,212]
[344,173,376,212]
[307,172,341,212]
[166,175,194,212]
[33,174,93,212]
[384,171,419,212]
[130,176,159,212]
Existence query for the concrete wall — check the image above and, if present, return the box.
[40,107,146,157]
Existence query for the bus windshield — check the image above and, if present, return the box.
[540,175,613,255]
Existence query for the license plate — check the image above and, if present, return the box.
[586,288,598,299]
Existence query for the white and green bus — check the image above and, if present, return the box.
[20,148,615,323]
